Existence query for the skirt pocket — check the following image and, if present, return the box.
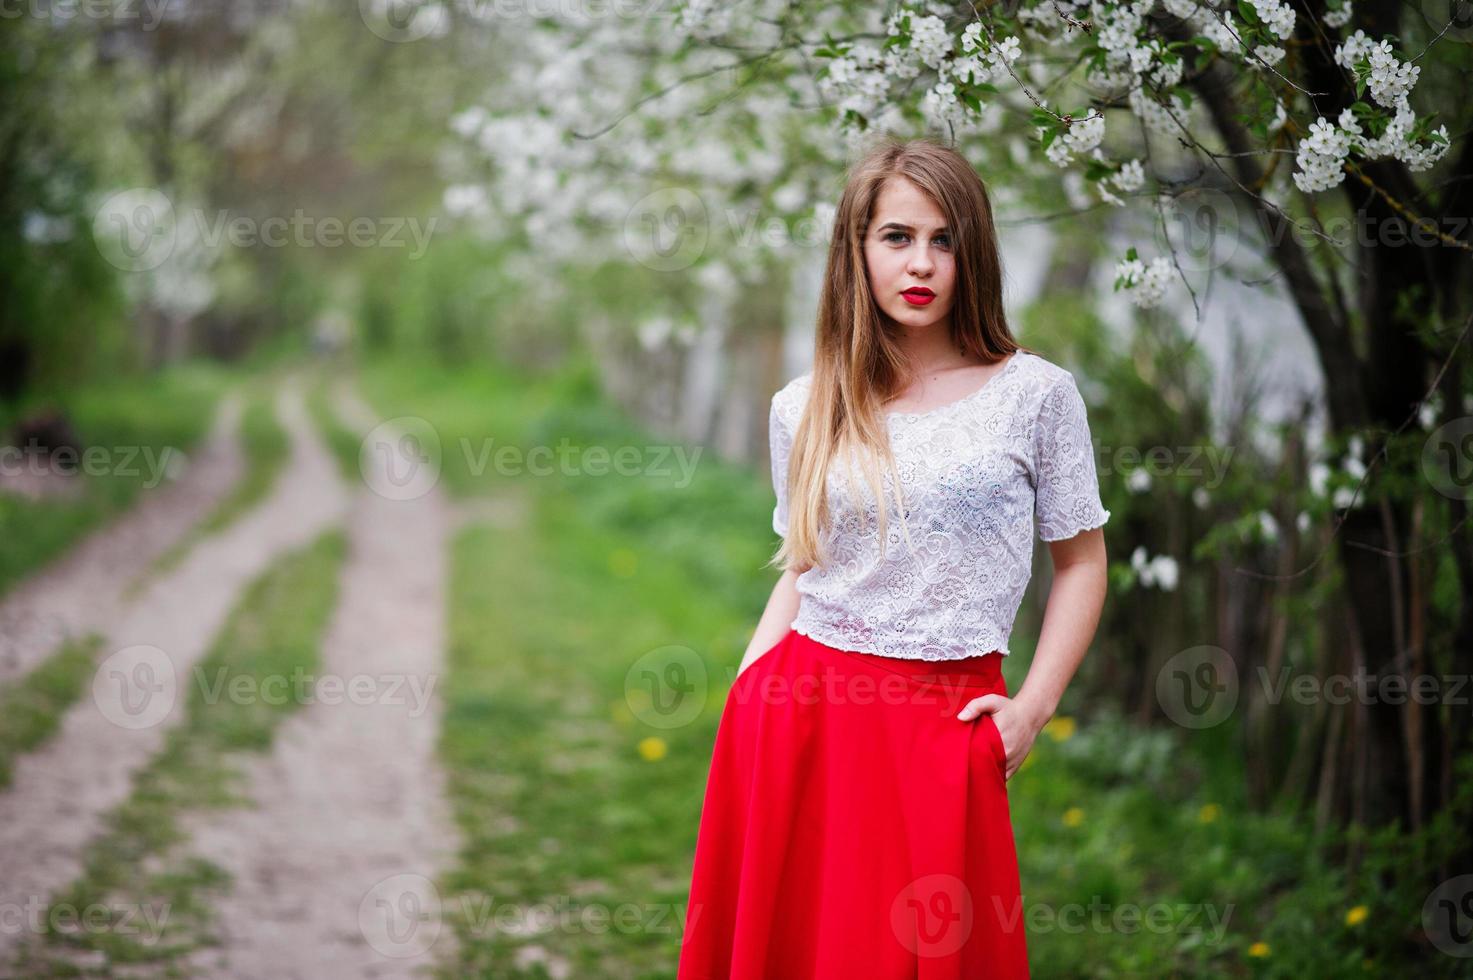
[980,712,1008,776]
[734,626,794,685]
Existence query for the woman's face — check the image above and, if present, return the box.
[862,175,957,332]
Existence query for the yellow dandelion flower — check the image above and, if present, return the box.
[637,736,667,761]
[609,548,638,578]
[1062,806,1084,827]
[1044,716,1076,741]
[1199,803,1221,823]
[1345,905,1368,926]
[1247,941,1270,958]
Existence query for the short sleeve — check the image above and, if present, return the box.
[1032,373,1110,542]
[769,394,793,538]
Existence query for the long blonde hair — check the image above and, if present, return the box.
[773,136,1030,573]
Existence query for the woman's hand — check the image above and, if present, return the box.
[955,694,1045,781]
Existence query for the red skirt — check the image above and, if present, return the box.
[677,626,1030,979]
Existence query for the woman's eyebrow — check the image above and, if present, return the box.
[875,221,950,233]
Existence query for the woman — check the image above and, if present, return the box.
[677,137,1110,979]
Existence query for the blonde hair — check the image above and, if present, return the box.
[772,135,1030,573]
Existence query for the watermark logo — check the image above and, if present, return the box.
[360,416,444,500]
[359,0,449,42]
[1156,645,1238,729]
[623,187,709,272]
[623,645,707,729]
[359,873,444,958]
[93,188,176,272]
[891,873,973,958]
[1423,874,1473,957]
[1149,187,1244,275]
[1418,0,1473,43]
[1422,417,1473,500]
[92,644,177,730]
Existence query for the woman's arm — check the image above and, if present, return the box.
[1012,527,1108,727]
[956,527,1107,779]
[735,564,809,677]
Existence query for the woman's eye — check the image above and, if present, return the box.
[935,235,951,247]
[884,231,908,244]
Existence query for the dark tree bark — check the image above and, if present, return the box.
[1165,12,1473,843]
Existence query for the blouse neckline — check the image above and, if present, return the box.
[883,350,1027,421]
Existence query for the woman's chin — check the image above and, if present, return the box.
[884,305,948,330]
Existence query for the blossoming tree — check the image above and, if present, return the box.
[444,0,1470,839]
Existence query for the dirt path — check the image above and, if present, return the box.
[180,381,460,979]
[0,378,348,964]
[0,390,247,686]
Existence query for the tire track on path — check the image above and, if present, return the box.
[180,379,460,979]
[0,389,247,686]
[0,378,348,964]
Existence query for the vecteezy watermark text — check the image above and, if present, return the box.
[92,188,438,272]
[0,896,172,944]
[0,441,179,488]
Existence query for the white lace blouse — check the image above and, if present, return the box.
[769,350,1110,661]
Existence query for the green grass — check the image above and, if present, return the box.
[358,351,1469,978]
[0,362,237,602]
[437,492,761,979]
[126,382,292,597]
[17,529,347,975]
[305,370,365,484]
[0,635,104,789]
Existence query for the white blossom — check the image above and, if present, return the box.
[909,14,954,70]
[449,105,489,139]
[1097,155,1144,207]
[637,315,674,351]
[1418,392,1441,430]
[1130,546,1180,590]
[1293,116,1351,193]
[1253,44,1285,67]
[1309,461,1330,497]
[1116,254,1173,307]
[1248,0,1296,39]
[443,184,490,218]
[677,0,735,39]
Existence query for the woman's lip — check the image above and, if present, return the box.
[901,290,935,306]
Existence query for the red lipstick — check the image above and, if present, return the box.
[901,287,935,306]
